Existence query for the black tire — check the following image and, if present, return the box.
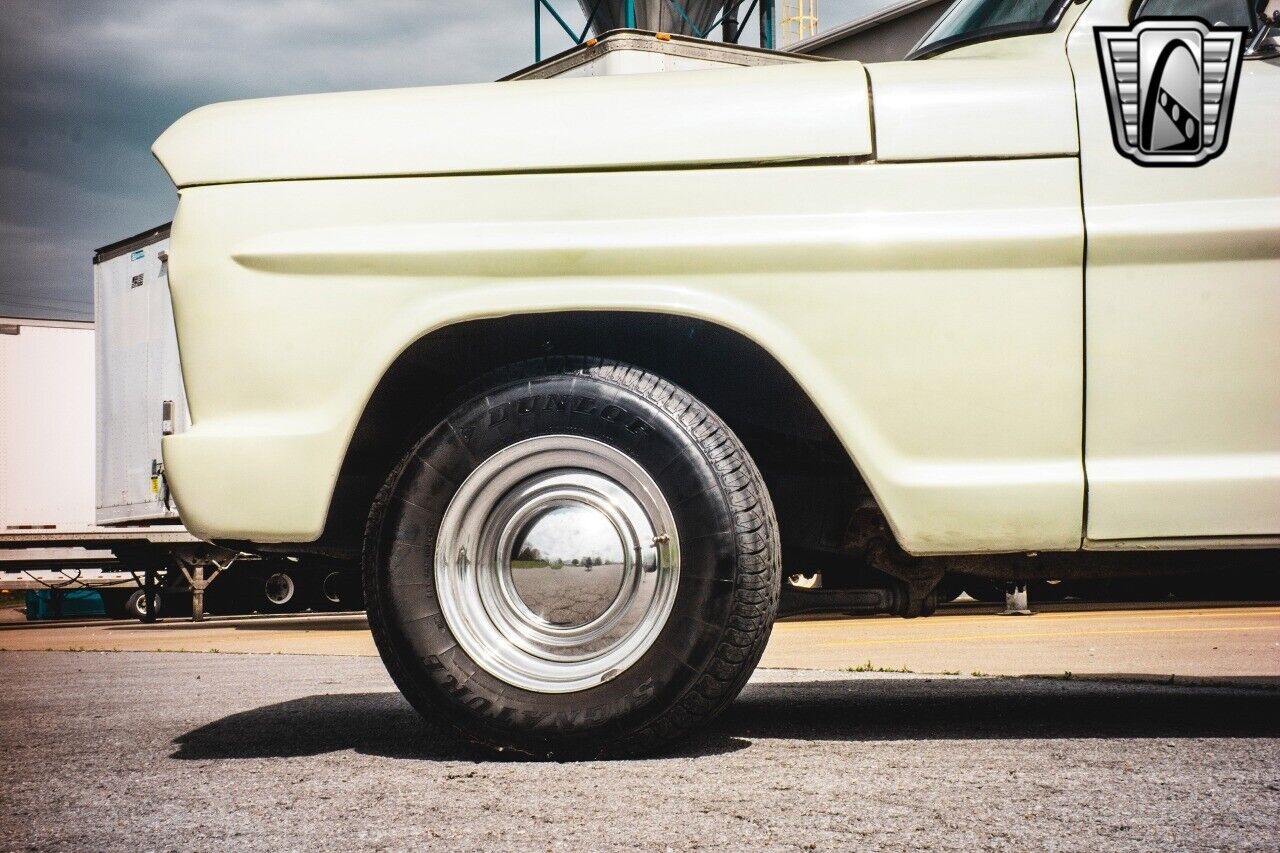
[314,567,364,611]
[317,570,344,610]
[124,589,160,621]
[363,357,780,758]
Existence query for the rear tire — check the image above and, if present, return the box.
[363,358,780,758]
[124,589,160,621]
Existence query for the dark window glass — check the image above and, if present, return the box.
[909,0,1072,59]
[1134,0,1254,27]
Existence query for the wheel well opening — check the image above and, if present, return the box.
[314,312,869,563]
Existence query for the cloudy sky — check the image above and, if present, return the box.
[0,0,883,321]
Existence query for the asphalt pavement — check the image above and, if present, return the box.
[1,650,1277,852]
[4,601,1278,687]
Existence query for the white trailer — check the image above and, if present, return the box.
[0,317,95,535]
[0,314,199,617]
[93,224,190,526]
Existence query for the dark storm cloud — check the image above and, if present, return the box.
[0,0,874,320]
[0,0,572,319]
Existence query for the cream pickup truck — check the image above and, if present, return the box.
[152,0,1279,756]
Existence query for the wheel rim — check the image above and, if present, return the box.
[322,571,343,604]
[434,435,680,694]
[264,572,295,605]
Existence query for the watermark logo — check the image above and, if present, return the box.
[1095,19,1246,166]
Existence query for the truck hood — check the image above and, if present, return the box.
[153,61,874,189]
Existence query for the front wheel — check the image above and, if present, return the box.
[363,358,780,758]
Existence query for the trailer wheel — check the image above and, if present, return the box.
[364,358,780,758]
[262,571,299,611]
[320,571,343,608]
[314,569,363,611]
[124,589,160,621]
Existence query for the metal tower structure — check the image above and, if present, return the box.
[777,0,818,47]
[534,0,778,62]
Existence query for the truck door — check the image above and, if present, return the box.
[1067,0,1280,542]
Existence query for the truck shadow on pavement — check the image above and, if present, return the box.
[171,675,1280,763]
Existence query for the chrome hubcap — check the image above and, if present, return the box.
[265,572,295,605]
[435,435,680,694]
[508,503,627,627]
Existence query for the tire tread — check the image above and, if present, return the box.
[363,356,780,757]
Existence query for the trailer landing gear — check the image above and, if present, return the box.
[1000,582,1033,616]
[174,556,231,622]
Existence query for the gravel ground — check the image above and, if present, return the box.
[1,651,1277,852]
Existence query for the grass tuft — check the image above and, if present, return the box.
[846,659,913,674]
